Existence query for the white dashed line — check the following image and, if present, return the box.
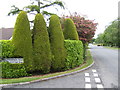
[85,77,91,82]
[85,84,91,88]
[84,69,104,88]
[95,78,101,83]
[93,73,98,77]
[96,84,104,88]
[85,73,90,77]
[92,69,97,73]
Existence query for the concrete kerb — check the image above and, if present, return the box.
[0,61,94,88]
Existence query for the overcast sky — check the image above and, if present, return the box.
[0,0,119,38]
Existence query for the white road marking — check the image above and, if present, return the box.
[92,69,97,73]
[85,84,91,88]
[95,78,101,83]
[97,84,104,88]
[85,77,91,82]
[85,73,90,76]
[93,73,98,77]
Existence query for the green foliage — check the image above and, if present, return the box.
[0,40,15,58]
[8,0,65,17]
[12,11,33,72]
[95,19,119,47]
[64,40,84,70]
[48,15,66,71]
[63,18,79,40]
[1,62,30,78]
[32,13,52,73]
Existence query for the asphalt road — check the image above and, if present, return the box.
[3,44,118,88]
[89,44,118,88]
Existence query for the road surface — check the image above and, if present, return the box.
[3,44,118,88]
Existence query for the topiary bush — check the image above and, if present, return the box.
[63,18,79,40]
[32,13,52,73]
[64,40,84,70]
[12,11,33,72]
[1,62,30,78]
[48,15,66,71]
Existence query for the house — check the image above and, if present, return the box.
[0,28,14,40]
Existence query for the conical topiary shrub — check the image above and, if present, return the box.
[12,11,33,72]
[48,15,66,71]
[63,18,79,40]
[32,13,51,73]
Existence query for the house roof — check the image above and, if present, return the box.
[0,28,14,40]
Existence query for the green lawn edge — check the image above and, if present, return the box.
[0,50,93,84]
[104,46,120,50]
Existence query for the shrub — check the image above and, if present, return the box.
[0,40,15,58]
[12,11,33,72]
[48,15,66,71]
[1,62,30,78]
[64,40,84,70]
[63,18,79,40]
[32,13,52,73]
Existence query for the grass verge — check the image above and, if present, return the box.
[0,50,93,84]
[104,46,120,50]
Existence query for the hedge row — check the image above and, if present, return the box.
[0,62,30,78]
[0,40,17,58]
[64,40,83,70]
[1,40,83,77]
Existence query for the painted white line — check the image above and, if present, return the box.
[95,78,101,83]
[92,69,97,73]
[85,84,91,88]
[85,73,90,76]
[85,77,91,82]
[93,73,98,77]
[97,84,104,88]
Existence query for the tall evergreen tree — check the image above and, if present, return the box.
[32,13,51,73]
[63,18,79,40]
[48,15,66,71]
[12,11,33,72]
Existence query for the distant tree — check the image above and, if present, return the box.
[63,18,79,40]
[48,15,66,71]
[95,19,119,47]
[12,11,33,72]
[32,13,52,73]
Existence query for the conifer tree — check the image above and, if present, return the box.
[12,11,33,72]
[48,15,66,71]
[32,13,51,73]
[63,18,79,40]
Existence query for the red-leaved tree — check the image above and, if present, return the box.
[61,12,98,43]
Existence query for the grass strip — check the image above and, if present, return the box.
[104,46,120,50]
[0,50,93,84]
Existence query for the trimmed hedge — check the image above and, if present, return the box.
[12,11,33,72]
[48,15,66,71]
[1,62,30,78]
[64,40,84,70]
[0,40,16,58]
[32,13,52,73]
[63,18,79,40]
